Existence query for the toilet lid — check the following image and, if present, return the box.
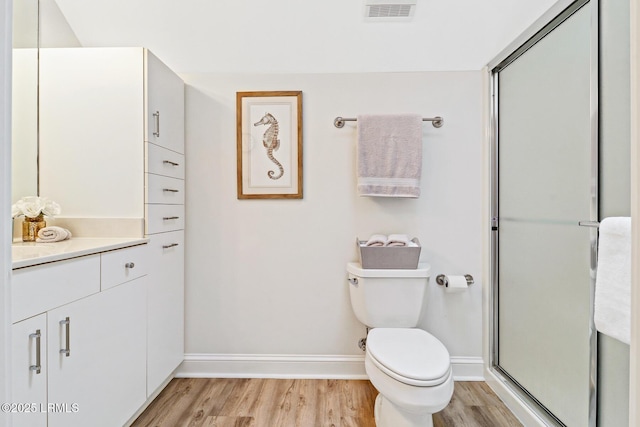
[366,328,451,387]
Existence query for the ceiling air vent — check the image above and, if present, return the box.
[365,0,417,20]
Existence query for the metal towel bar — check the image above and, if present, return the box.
[334,116,444,129]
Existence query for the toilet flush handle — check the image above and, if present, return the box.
[348,277,358,286]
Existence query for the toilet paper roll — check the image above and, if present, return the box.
[445,275,468,293]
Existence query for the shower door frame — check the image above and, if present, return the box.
[488,0,598,425]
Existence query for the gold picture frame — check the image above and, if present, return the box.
[236,91,303,199]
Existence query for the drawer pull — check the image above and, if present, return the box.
[153,111,160,137]
[163,160,180,166]
[163,243,179,249]
[60,317,70,357]
[163,188,179,193]
[125,262,135,269]
[29,330,42,374]
[163,216,180,221]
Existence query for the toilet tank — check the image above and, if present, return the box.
[347,262,431,328]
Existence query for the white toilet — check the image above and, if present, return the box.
[347,262,453,427]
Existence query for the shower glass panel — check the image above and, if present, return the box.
[493,2,595,426]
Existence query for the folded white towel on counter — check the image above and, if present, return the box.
[36,226,72,243]
[386,234,410,247]
[594,217,631,345]
[357,114,423,198]
[365,234,388,247]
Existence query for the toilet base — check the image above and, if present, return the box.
[374,393,434,427]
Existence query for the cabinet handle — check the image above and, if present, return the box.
[29,330,42,374]
[163,188,179,193]
[125,262,135,269]
[163,160,179,166]
[153,111,160,137]
[162,243,179,249]
[163,216,179,220]
[60,317,70,357]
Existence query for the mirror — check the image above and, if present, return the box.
[12,0,39,204]
[11,0,81,205]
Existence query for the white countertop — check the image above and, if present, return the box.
[12,237,149,269]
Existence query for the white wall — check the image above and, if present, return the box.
[1,0,11,423]
[180,71,483,377]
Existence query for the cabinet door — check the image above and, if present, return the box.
[145,50,184,154]
[47,278,147,427]
[147,231,184,394]
[11,314,47,427]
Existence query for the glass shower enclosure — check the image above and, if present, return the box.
[489,1,597,426]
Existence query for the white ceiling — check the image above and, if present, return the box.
[51,0,559,74]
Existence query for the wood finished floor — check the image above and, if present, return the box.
[132,378,523,427]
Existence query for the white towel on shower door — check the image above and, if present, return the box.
[356,114,423,198]
[594,217,631,345]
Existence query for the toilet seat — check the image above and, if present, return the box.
[367,328,451,387]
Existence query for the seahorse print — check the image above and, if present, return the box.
[254,112,284,180]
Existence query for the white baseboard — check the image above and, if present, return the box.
[177,354,369,379]
[451,356,485,380]
[176,353,484,381]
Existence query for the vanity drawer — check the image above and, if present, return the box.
[146,142,185,179]
[145,204,185,234]
[101,244,149,291]
[145,173,185,205]
[12,255,101,323]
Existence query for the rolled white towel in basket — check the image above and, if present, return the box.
[37,226,72,243]
[386,234,410,247]
[365,234,387,247]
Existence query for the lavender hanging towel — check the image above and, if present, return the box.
[356,114,423,198]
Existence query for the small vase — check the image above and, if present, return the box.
[22,214,46,242]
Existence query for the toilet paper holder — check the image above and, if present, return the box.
[435,274,474,287]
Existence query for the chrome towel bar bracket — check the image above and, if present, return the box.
[334,116,444,129]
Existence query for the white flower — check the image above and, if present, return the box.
[41,198,61,216]
[11,196,61,218]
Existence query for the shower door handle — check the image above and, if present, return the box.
[578,221,600,228]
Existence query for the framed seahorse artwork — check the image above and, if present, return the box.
[236,91,303,199]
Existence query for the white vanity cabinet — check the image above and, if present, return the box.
[142,50,186,397]
[146,231,184,394]
[11,243,148,427]
[37,47,186,400]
